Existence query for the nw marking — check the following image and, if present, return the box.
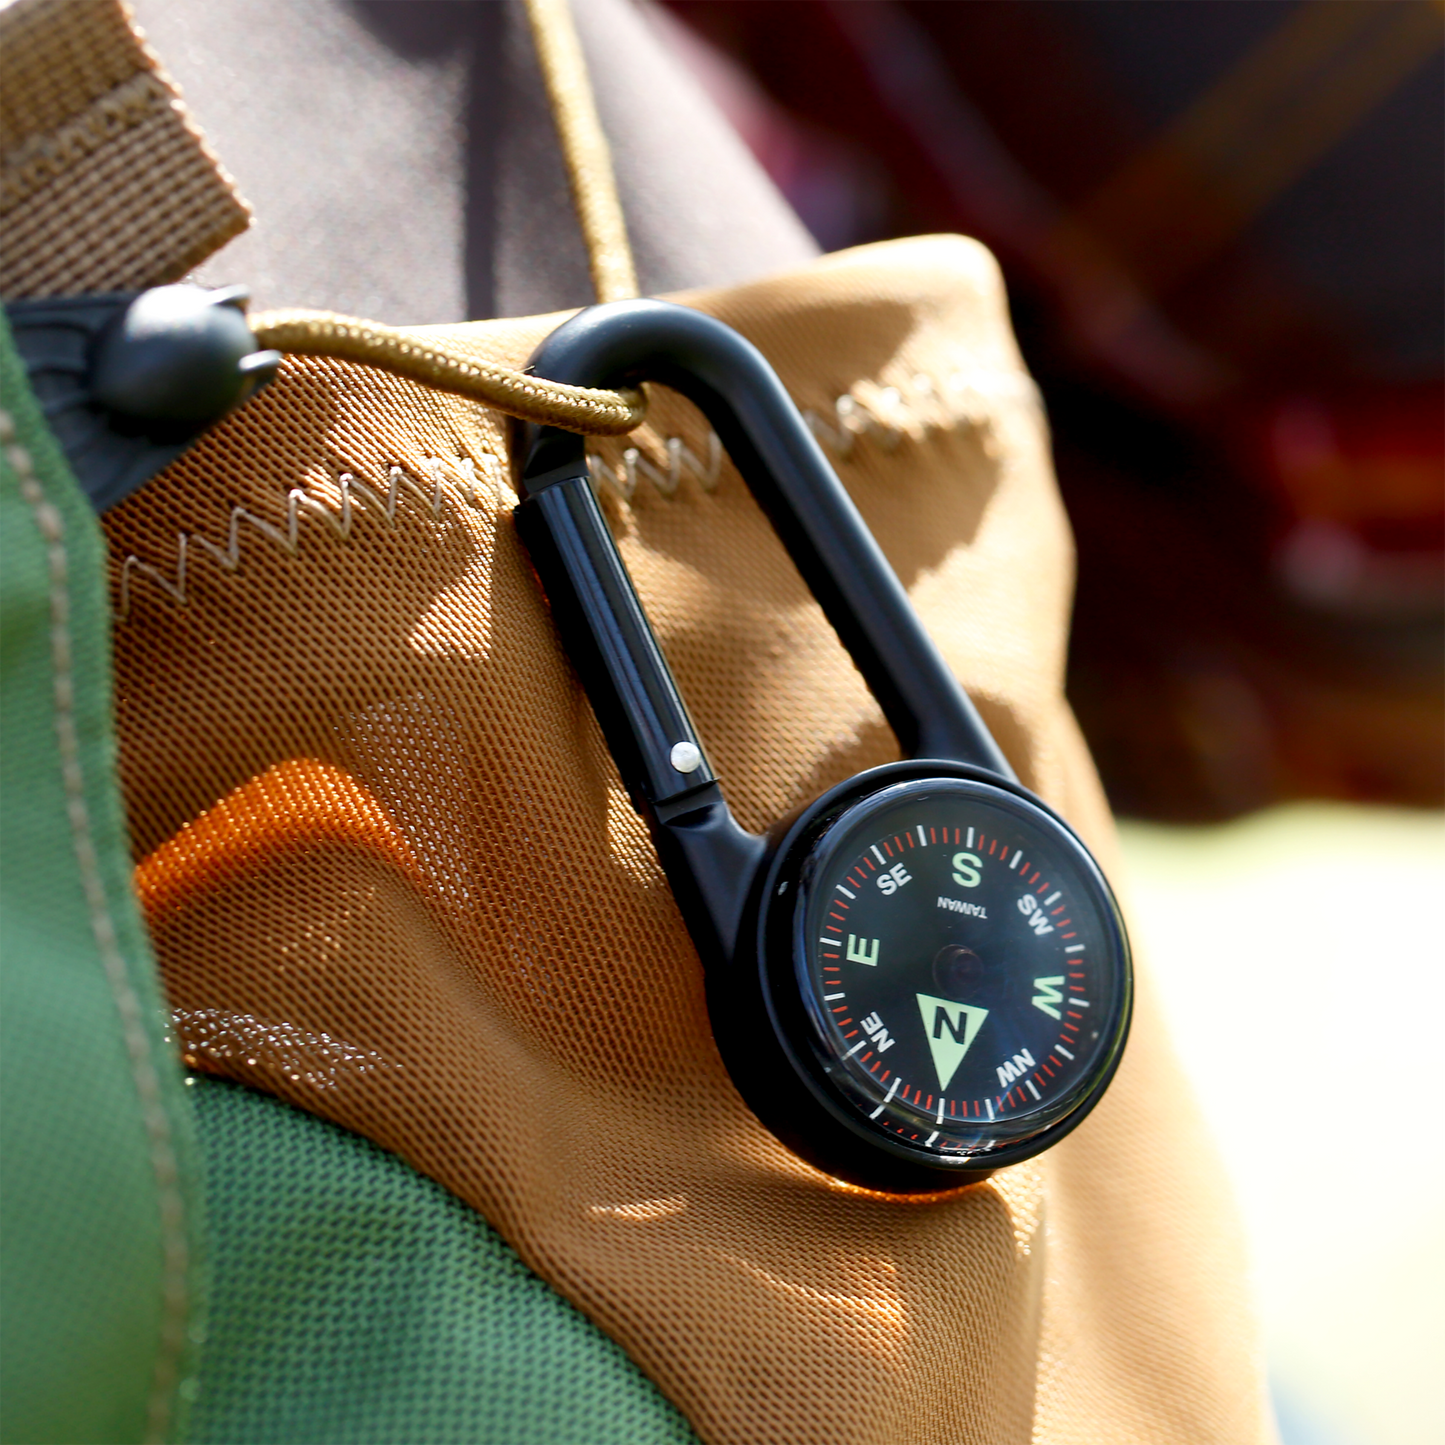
[996,1048,1037,1089]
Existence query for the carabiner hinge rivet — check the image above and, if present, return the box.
[670,741,702,774]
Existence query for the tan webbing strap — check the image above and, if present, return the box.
[0,0,251,300]
[524,0,640,303]
[0,0,642,433]
[0,0,634,310]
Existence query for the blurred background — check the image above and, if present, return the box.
[649,3,1443,1443]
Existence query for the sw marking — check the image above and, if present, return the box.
[937,896,987,919]
[1016,892,1054,935]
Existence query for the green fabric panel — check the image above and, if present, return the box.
[0,314,204,1444]
[188,1077,697,1445]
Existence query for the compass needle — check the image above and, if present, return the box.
[915,994,988,1091]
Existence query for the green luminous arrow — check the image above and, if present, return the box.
[914,993,989,1091]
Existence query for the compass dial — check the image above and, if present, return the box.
[766,775,1130,1178]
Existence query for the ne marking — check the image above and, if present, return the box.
[1056,1044,1075,1060]
[917,825,928,846]
[1065,945,1085,953]
[1009,850,1023,869]
[870,1075,902,1119]
[844,1037,869,1058]
[870,844,887,865]
[836,884,856,899]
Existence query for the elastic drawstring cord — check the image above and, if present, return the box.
[248,309,644,436]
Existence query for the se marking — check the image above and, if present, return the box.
[876,862,913,895]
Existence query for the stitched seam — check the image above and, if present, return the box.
[117,453,500,619]
[0,70,174,212]
[586,367,1035,498]
[1,408,189,1445]
[115,364,1036,617]
[810,370,1040,456]
[608,431,722,500]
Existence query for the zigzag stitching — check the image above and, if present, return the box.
[586,369,1036,497]
[804,371,1039,458]
[116,368,1037,613]
[117,454,498,619]
[622,431,723,498]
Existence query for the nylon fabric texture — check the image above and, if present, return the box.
[0,316,202,1445]
[188,1075,696,1444]
[0,0,249,300]
[106,235,1275,1445]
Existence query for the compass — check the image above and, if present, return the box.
[518,299,1132,1193]
[736,766,1130,1188]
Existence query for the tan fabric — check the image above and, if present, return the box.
[106,235,1274,1445]
[0,0,248,299]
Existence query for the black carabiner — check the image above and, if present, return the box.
[516,300,1131,1193]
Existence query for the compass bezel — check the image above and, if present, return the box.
[713,760,1132,1193]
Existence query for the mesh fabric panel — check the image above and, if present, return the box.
[189,1075,696,1445]
[106,236,1275,1445]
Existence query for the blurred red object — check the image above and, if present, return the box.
[659,0,1443,819]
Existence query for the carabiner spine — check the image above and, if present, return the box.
[515,473,765,962]
[515,475,714,810]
